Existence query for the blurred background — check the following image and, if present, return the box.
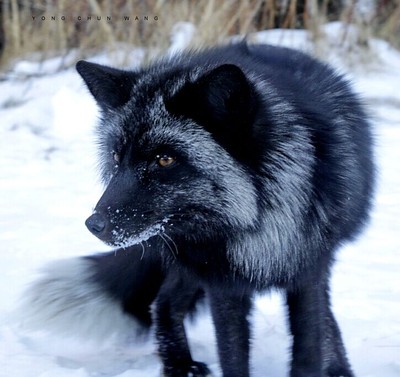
[1,0,399,70]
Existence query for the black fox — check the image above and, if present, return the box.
[24,42,374,377]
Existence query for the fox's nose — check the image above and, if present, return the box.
[85,213,106,235]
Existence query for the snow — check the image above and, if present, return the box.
[1,23,399,376]
[167,22,197,56]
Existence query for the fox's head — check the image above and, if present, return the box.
[77,59,259,249]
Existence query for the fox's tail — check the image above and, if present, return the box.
[20,245,165,340]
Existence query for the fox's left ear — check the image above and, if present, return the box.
[76,61,135,110]
[166,64,257,137]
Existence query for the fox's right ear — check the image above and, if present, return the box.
[76,61,135,110]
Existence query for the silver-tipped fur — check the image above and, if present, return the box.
[19,258,140,341]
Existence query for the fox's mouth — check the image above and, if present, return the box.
[85,211,173,249]
[110,222,166,249]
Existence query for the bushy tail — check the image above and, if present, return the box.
[19,245,165,341]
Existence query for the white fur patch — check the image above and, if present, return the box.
[112,217,171,249]
[18,258,141,341]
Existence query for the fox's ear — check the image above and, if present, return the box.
[166,64,257,134]
[76,61,135,110]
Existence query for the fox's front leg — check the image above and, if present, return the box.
[208,288,253,377]
[286,268,354,377]
[154,270,211,377]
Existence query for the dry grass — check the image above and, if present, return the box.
[0,0,295,67]
[374,0,400,47]
[0,0,399,71]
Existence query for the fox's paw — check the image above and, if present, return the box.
[163,361,212,377]
[326,368,355,377]
[290,365,355,377]
[188,361,212,376]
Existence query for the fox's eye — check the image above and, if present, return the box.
[156,154,176,167]
[112,151,120,163]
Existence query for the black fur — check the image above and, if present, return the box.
[76,42,375,377]
[84,246,165,328]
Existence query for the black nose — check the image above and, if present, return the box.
[85,213,106,235]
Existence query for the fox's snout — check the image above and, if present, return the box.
[85,213,107,237]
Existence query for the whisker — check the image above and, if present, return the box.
[140,241,146,260]
[163,232,179,257]
[159,233,177,259]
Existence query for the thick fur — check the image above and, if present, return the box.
[20,257,141,340]
[25,42,374,377]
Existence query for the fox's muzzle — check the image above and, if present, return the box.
[85,171,134,244]
[85,213,107,236]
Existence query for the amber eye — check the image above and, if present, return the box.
[156,154,176,167]
[112,151,120,163]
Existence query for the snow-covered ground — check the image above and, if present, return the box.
[0,24,399,377]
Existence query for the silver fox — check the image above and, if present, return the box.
[23,42,374,377]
